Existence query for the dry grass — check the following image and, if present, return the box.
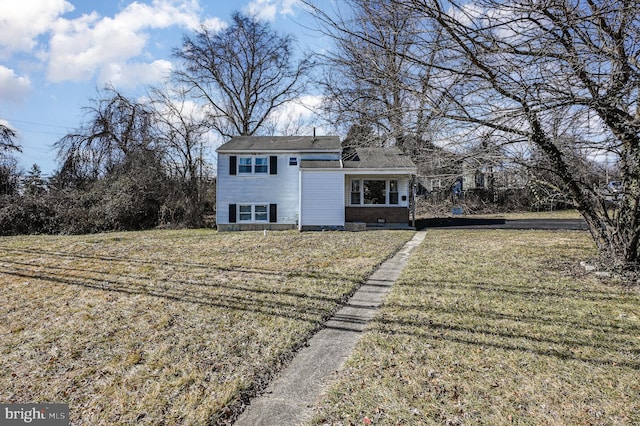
[499,209,582,220]
[311,230,640,425]
[471,209,583,220]
[0,229,414,425]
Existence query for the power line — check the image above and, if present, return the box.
[17,129,66,137]
[2,118,71,130]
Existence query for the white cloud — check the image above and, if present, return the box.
[280,95,322,117]
[280,0,301,16]
[47,0,202,83]
[0,0,73,56]
[100,60,173,88]
[244,0,301,22]
[447,2,484,28]
[0,66,31,103]
[202,17,227,32]
[266,95,324,135]
[245,0,277,21]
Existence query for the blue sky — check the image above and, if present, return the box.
[0,0,326,175]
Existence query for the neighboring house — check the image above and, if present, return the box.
[216,136,417,231]
[462,158,486,191]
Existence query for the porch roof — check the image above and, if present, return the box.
[343,147,417,173]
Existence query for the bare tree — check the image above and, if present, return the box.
[0,122,20,196]
[389,0,640,273]
[148,84,211,224]
[1,123,20,153]
[307,0,640,272]
[306,0,445,154]
[174,12,313,138]
[52,87,169,231]
[55,86,157,181]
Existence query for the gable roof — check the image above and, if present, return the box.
[216,136,342,152]
[343,147,417,171]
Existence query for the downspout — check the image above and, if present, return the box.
[411,175,417,229]
[298,167,303,231]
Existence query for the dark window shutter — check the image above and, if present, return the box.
[229,204,237,223]
[229,156,237,175]
[269,156,277,175]
[269,204,277,223]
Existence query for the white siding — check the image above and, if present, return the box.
[299,170,345,227]
[216,153,300,225]
[216,151,342,226]
[399,178,410,205]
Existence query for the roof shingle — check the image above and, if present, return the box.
[343,147,416,170]
[216,136,341,152]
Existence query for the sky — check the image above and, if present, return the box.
[0,0,327,176]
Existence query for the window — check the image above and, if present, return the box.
[350,179,401,205]
[238,157,252,174]
[254,157,268,173]
[289,157,298,166]
[254,205,268,221]
[239,205,252,221]
[351,180,361,205]
[237,157,269,174]
[238,204,268,222]
[364,180,386,205]
[389,180,399,204]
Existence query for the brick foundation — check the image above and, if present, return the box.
[345,207,409,224]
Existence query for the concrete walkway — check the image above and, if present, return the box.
[234,231,427,426]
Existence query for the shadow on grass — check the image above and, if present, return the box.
[2,245,357,280]
[0,238,411,426]
[0,246,367,325]
[374,279,640,371]
[1,252,348,303]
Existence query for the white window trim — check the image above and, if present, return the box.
[254,157,268,174]
[349,178,401,206]
[237,204,269,222]
[350,179,361,205]
[238,157,253,174]
[237,156,269,175]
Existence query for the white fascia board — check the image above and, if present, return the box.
[216,148,343,154]
[344,168,418,175]
[299,167,345,172]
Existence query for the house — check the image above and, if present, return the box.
[216,136,417,231]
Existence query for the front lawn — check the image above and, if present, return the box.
[0,229,413,424]
[311,230,640,425]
